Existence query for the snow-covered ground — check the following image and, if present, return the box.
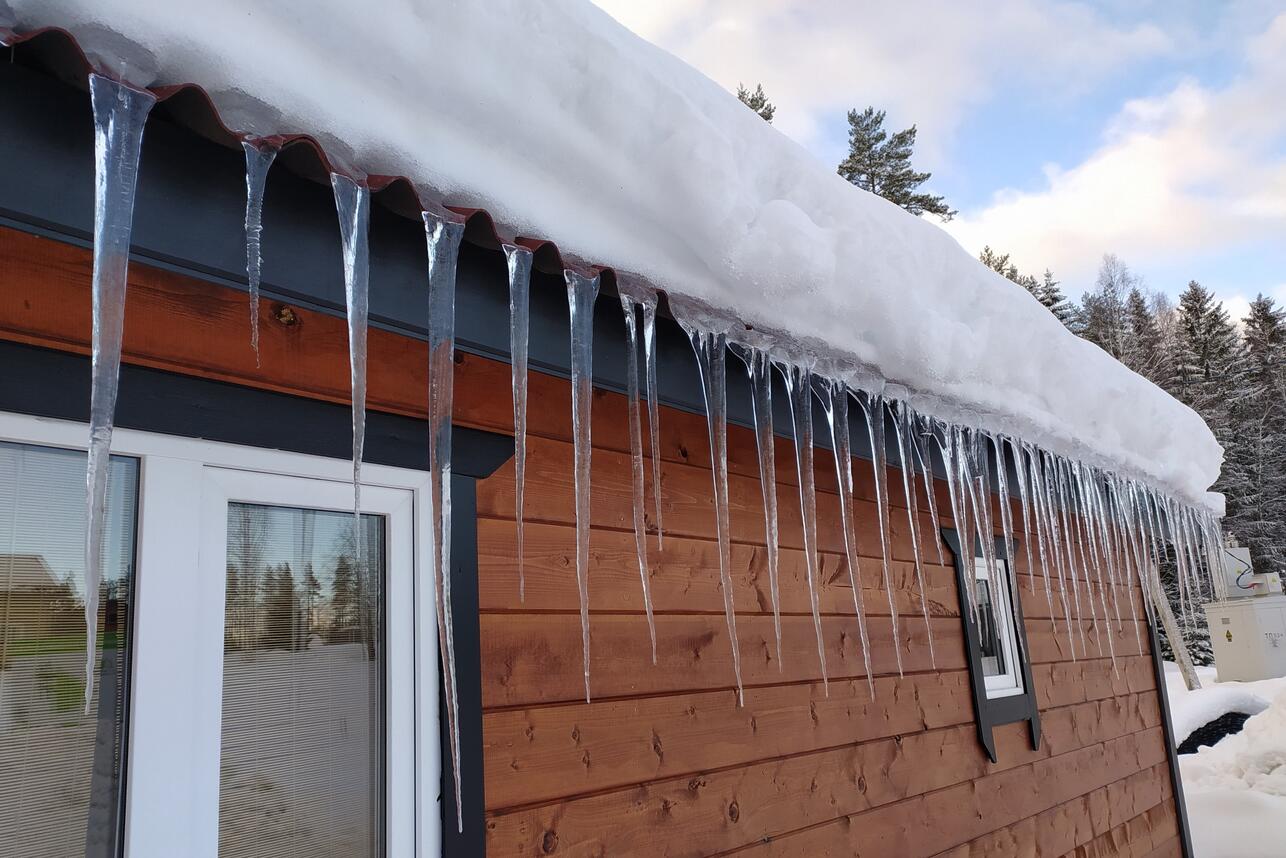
[1164,663,1286,857]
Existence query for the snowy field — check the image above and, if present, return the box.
[1163,663,1286,857]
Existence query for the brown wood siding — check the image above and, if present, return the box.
[0,226,1183,857]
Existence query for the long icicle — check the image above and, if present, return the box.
[503,244,533,600]
[781,361,829,693]
[893,401,936,666]
[641,298,665,547]
[423,213,466,832]
[331,174,370,567]
[857,392,903,675]
[913,415,947,567]
[737,345,783,669]
[620,296,657,662]
[990,435,1025,665]
[83,74,155,711]
[817,378,874,694]
[1009,437,1054,633]
[242,140,277,367]
[684,327,745,705]
[566,270,600,703]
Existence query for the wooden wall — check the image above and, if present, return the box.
[0,227,1183,856]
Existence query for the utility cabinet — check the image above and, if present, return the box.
[1204,595,1286,682]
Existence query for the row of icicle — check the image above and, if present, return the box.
[82,74,1220,836]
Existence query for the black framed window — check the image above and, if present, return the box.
[942,528,1040,762]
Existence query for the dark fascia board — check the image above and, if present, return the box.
[940,526,1041,764]
[1148,617,1196,857]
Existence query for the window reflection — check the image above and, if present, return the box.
[0,441,139,858]
[219,504,384,858]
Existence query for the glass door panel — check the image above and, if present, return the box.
[219,505,385,858]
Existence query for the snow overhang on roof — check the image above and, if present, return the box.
[2,0,1223,507]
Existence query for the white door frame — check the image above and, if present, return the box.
[0,411,442,858]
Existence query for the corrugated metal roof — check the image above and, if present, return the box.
[2,25,622,285]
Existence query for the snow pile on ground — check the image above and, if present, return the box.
[1164,663,1271,745]
[4,0,1222,502]
[1164,664,1286,857]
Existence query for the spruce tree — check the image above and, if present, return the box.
[736,83,775,123]
[1077,255,1135,357]
[1122,287,1171,384]
[1036,269,1076,328]
[838,107,956,221]
[1225,295,1286,574]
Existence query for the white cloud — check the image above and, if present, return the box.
[591,0,1173,166]
[945,14,1286,294]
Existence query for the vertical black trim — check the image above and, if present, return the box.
[1149,616,1196,857]
[441,473,487,856]
[942,527,1041,763]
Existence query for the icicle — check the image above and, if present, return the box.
[1008,438,1054,632]
[331,174,370,568]
[936,422,975,623]
[1069,464,1108,662]
[83,74,155,711]
[242,140,277,367]
[735,345,783,670]
[1031,446,1076,657]
[503,245,533,600]
[620,295,657,662]
[989,435,1025,664]
[780,361,829,692]
[641,299,665,547]
[565,270,600,703]
[816,378,874,694]
[856,392,903,676]
[1052,456,1088,657]
[913,415,947,567]
[423,213,466,832]
[1074,467,1111,658]
[892,401,935,666]
[682,326,744,705]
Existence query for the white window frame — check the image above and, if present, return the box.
[0,411,443,858]
[974,557,1025,699]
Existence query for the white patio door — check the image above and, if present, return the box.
[118,448,435,858]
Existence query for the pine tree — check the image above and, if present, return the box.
[1036,269,1076,328]
[735,83,775,123]
[1224,295,1286,575]
[1077,255,1135,358]
[1122,287,1171,384]
[838,107,956,221]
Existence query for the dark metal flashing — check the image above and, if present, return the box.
[941,527,1041,763]
[1149,617,1196,857]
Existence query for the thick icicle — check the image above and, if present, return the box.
[566,270,600,703]
[781,361,829,692]
[83,74,155,711]
[1030,445,1076,657]
[913,415,947,566]
[1052,455,1088,657]
[1008,438,1054,631]
[856,392,904,675]
[242,140,277,366]
[641,299,665,547]
[893,401,936,666]
[503,244,533,600]
[816,378,875,693]
[736,345,783,669]
[1143,492,1202,690]
[620,295,657,662]
[423,213,466,832]
[990,435,1024,664]
[683,326,745,705]
[331,174,370,561]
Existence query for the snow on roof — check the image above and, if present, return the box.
[5,0,1222,503]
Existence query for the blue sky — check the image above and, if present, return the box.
[592,0,1286,320]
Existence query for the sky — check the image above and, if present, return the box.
[590,0,1286,320]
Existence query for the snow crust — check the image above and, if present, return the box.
[8,0,1222,502]
[1165,664,1286,856]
